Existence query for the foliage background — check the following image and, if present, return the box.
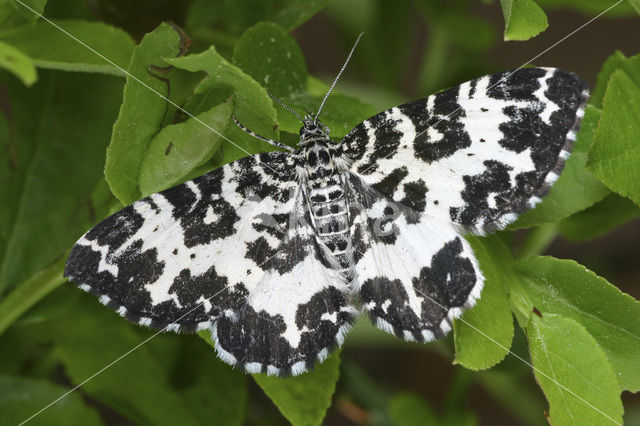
[1,0,639,425]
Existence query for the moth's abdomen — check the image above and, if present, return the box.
[307,177,351,271]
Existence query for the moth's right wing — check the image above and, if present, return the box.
[64,152,299,332]
[346,174,483,342]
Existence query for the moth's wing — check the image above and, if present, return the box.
[64,152,299,332]
[340,68,589,234]
[346,174,483,341]
[212,190,358,376]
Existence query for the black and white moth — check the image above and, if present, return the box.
[65,61,588,376]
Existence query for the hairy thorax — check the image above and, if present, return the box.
[299,140,351,271]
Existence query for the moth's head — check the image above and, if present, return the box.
[299,115,330,143]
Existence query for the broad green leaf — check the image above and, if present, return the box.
[628,0,640,14]
[0,72,123,293]
[139,99,233,196]
[453,235,514,370]
[165,45,279,161]
[0,375,102,426]
[105,22,189,205]
[253,353,341,426]
[233,22,307,98]
[587,70,640,206]
[50,292,247,426]
[527,314,623,426]
[591,51,640,108]
[388,392,440,426]
[232,23,376,139]
[499,0,548,41]
[511,105,609,229]
[0,20,135,76]
[559,194,640,241]
[0,0,46,29]
[0,40,36,85]
[516,256,640,391]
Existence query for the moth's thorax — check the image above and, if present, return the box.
[300,139,338,185]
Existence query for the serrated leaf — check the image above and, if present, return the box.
[527,314,623,425]
[105,22,189,205]
[559,194,640,241]
[591,51,640,108]
[139,99,233,196]
[48,292,247,426]
[0,72,123,293]
[0,40,36,85]
[453,235,514,370]
[516,256,640,392]
[0,374,103,426]
[252,353,341,426]
[511,105,610,229]
[499,0,548,41]
[0,20,135,76]
[587,70,640,206]
[165,45,279,162]
[0,0,46,29]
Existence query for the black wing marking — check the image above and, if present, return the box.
[340,68,589,233]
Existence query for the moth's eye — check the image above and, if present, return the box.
[307,151,317,166]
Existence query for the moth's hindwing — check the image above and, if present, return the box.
[340,67,589,234]
[213,190,357,376]
[346,175,483,341]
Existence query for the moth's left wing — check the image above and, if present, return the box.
[340,68,589,234]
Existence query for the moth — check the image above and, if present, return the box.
[65,40,588,376]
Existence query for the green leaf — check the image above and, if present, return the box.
[559,194,640,241]
[499,0,548,41]
[139,99,233,196]
[165,45,279,162]
[587,70,640,206]
[0,40,36,85]
[388,392,440,426]
[0,20,135,76]
[591,51,640,109]
[511,105,609,229]
[252,353,341,426]
[453,235,514,370]
[516,256,640,392]
[534,0,637,17]
[233,22,307,98]
[0,374,102,426]
[50,293,247,426]
[527,314,623,426]
[0,72,123,293]
[0,256,64,336]
[232,23,376,139]
[0,0,46,29]
[628,0,640,14]
[105,22,189,205]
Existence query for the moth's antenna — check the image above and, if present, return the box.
[315,32,364,123]
[268,92,305,124]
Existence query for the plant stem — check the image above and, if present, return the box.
[0,255,66,336]
[516,223,559,259]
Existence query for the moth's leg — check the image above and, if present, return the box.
[233,117,295,152]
